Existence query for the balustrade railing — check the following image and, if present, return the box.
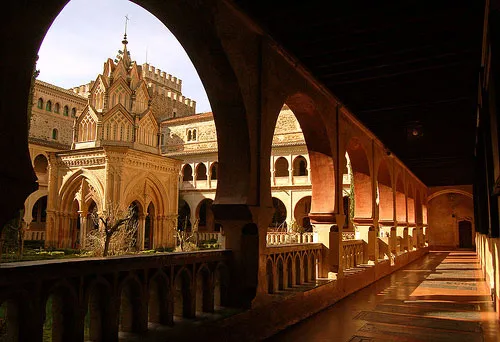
[266,232,314,245]
[342,239,364,269]
[0,250,231,341]
[24,230,45,241]
[264,243,323,293]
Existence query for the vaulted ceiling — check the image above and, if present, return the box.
[234,0,485,186]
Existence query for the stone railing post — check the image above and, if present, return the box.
[310,213,345,279]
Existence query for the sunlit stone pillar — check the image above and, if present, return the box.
[79,211,87,249]
[411,226,419,249]
[355,219,377,263]
[310,213,345,278]
[389,226,397,256]
[137,215,146,250]
[396,226,405,253]
[402,227,410,252]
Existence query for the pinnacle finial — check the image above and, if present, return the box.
[123,14,130,44]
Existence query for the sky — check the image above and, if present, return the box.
[37,0,211,113]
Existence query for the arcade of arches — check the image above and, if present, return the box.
[1,0,497,341]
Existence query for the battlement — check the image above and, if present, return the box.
[70,81,94,98]
[160,90,196,109]
[141,63,182,92]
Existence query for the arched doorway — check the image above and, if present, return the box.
[271,197,287,230]
[182,165,193,182]
[294,196,312,232]
[31,195,47,231]
[178,200,191,232]
[197,199,214,231]
[458,220,473,249]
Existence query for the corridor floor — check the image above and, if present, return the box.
[268,251,500,342]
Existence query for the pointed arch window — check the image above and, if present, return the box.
[54,103,60,113]
[71,108,77,118]
[37,98,43,109]
[52,128,58,140]
[63,105,69,116]
[45,100,52,112]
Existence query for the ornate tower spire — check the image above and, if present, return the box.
[116,15,131,67]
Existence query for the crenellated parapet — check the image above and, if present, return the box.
[141,63,182,92]
[70,81,94,98]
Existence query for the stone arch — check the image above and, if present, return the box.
[196,198,214,231]
[295,254,302,285]
[377,158,393,221]
[33,154,48,174]
[279,94,336,218]
[346,137,372,219]
[84,278,112,342]
[395,173,406,223]
[266,258,274,294]
[292,155,308,176]
[119,276,145,333]
[276,256,285,291]
[275,157,289,178]
[37,97,44,109]
[58,170,104,213]
[196,264,213,314]
[174,268,194,319]
[148,271,172,326]
[294,195,312,232]
[286,255,293,288]
[271,197,287,229]
[427,189,473,202]
[122,173,168,215]
[43,282,79,342]
[178,200,192,231]
[182,164,193,182]
[0,299,20,341]
[303,252,309,282]
[195,163,208,181]
[214,263,230,308]
[309,253,316,281]
[210,162,218,180]
[30,195,47,231]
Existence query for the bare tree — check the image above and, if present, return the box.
[86,204,138,257]
[174,216,199,252]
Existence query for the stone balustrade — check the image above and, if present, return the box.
[342,239,365,269]
[264,243,323,293]
[24,230,45,241]
[266,232,314,245]
[0,250,230,341]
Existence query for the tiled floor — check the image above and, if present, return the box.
[268,251,500,342]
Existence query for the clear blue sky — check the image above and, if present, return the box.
[37,0,211,113]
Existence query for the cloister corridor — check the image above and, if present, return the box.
[268,251,500,342]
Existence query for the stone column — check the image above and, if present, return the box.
[404,227,411,251]
[212,204,273,309]
[137,215,146,250]
[389,226,397,256]
[396,226,405,253]
[45,210,56,248]
[79,211,87,249]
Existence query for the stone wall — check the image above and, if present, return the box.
[30,80,86,147]
[428,186,474,248]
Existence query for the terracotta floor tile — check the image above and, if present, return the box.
[268,251,500,342]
